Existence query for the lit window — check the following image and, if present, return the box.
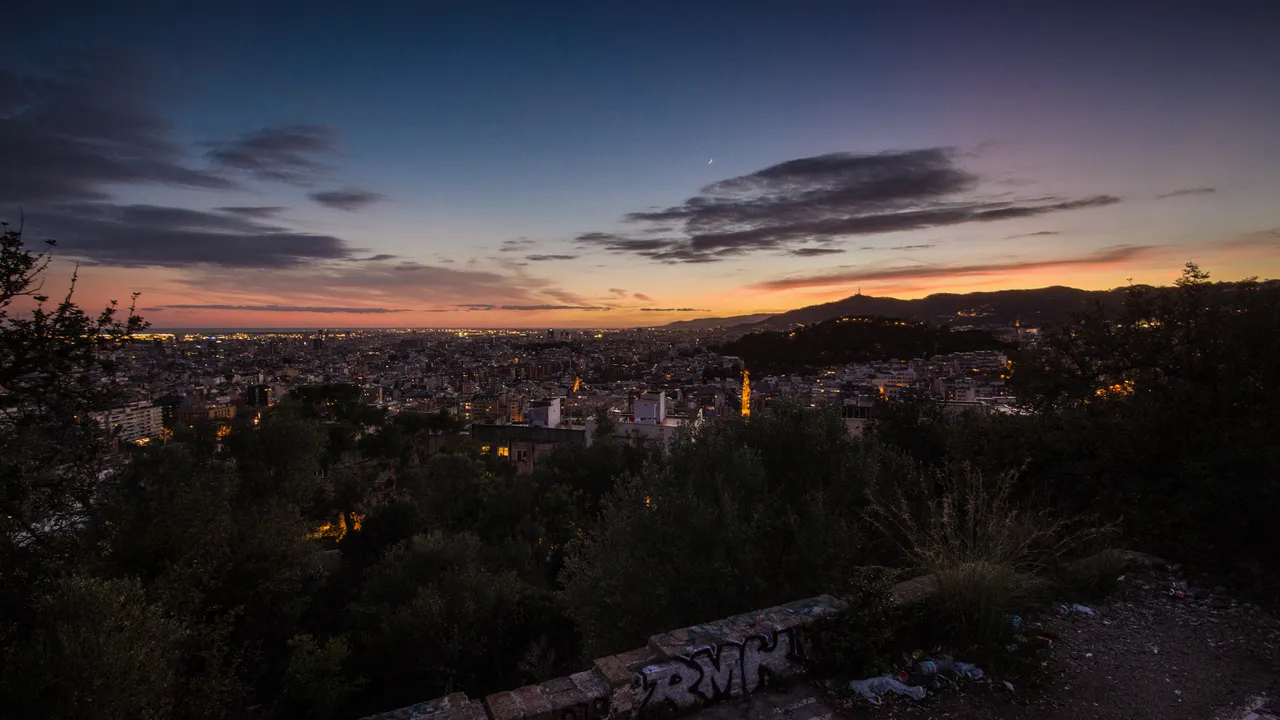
[497,446,509,457]
[481,445,491,453]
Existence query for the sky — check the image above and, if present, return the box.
[4,0,1280,328]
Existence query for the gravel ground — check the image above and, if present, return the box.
[820,566,1280,719]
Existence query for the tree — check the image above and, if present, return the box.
[1,223,145,588]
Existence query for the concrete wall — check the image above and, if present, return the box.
[361,595,845,720]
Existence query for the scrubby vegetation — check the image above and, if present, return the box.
[3,222,1278,719]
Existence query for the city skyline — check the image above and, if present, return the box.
[5,1,1280,328]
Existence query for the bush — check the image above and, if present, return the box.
[865,463,1109,650]
[1055,549,1128,600]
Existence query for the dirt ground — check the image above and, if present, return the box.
[819,565,1280,719]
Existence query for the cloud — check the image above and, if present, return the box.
[752,245,1156,291]
[458,304,613,311]
[0,63,234,204]
[526,254,578,261]
[24,203,353,268]
[888,244,935,250]
[633,292,653,301]
[176,256,587,310]
[216,206,287,218]
[1156,187,1216,199]
[1006,231,1060,239]
[788,247,846,257]
[575,149,1121,263]
[308,188,386,211]
[206,124,336,185]
[640,307,710,312]
[608,288,628,296]
[499,238,536,252]
[147,304,408,314]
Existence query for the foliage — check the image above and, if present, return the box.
[864,463,1111,650]
[282,634,362,720]
[0,574,191,720]
[715,316,1012,375]
[1,224,147,577]
[560,402,899,657]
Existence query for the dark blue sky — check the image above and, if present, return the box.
[5,0,1279,326]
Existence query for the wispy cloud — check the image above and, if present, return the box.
[576,149,1121,263]
[457,304,613,311]
[499,238,537,252]
[752,245,1157,291]
[215,206,287,219]
[526,254,578,261]
[146,304,409,314]
[788,247,846,257]
[633,292,653,301]
[888,244,935,251]
[206,124,337,185]
[1006,231,1060,239]
[309,188,386,211]
[1156,187,1216,200]
[640,307,709,312]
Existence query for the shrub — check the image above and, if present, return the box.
[865,463,1109,650]
[1055,549,1128,600]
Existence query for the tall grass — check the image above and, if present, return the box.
[865,463,1113,650]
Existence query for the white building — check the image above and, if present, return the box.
[93,401,163,443]
[529,397,562,428]
[632,392,667,424]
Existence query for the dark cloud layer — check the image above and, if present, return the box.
[576,149,1121,263]
[0,65,233,204]
[26,203,351,268]
[206,124,336,185]
[753,245,1154,291]
[1156,187,1216,199]
[308,188,386,211]
[526,254,578,261]
[640,307,709,312]
[147,304,408,313]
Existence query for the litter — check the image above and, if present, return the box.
[849,675,927,705]
[1003,680,1015,692]
[915,659,985,681]
[1060,603,1097,616]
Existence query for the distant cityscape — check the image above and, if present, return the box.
[95,310,1038,472]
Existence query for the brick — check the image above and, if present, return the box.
[592,655,632,689]
[540,675,588,720]
[485,691,523,720]
[541,676,577,694]
[569,670,611,719]
[512,685,553,720]
[614,647,656,672]
[362,694,479,720]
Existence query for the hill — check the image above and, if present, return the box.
[714,315,1013,375]
[754,286,1125,329]
[688,279,1280,332]
[660,313,776,330]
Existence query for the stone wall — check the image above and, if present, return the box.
[360,595,845,720]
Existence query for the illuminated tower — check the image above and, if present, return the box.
[741,369,751,417]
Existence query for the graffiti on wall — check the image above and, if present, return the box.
[637,628,805,714]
